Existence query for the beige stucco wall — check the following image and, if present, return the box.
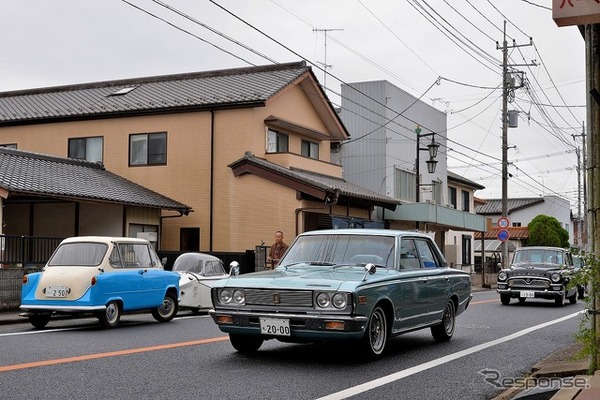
[0,81,362,253]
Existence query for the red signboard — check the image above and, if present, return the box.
[553,0,600,27]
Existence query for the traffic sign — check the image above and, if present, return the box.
[497,229,509,242]
[497,217,509,229]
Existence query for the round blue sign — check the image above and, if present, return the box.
[497,229,509,242]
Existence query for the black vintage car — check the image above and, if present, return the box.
[496,246,577,306]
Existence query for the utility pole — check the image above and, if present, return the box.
[497,21,534,269]
[573,123,587,251]
[313,28,343,91]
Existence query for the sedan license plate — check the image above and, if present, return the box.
[46,286,68,298]
[260,317,290,336]
[520,290,535,298]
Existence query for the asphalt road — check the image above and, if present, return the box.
[0,291,586,400]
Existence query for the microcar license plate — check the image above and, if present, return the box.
[520,291,535,298]
[260,317,290,336]
[46,286,68,298]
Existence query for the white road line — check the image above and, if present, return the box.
[0,315,209,338]
[317,311,584,400]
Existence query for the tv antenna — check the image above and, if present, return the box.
[313,28,343,91]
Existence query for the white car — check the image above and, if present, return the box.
[173,253,230,312]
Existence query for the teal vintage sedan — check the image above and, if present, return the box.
[209,229,472,358]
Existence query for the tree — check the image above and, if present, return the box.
[527,214,569,248]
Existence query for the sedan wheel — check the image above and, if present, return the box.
[361,306,388,357]
[555,293,565,307]
[29,313,51,329]
[97,300,121,328]
[431,301,456,342]
[151,292,178,322]
[568,292,578,305]
[500,294,511,305]
[229,334,264,353]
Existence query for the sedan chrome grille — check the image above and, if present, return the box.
[508,278,550,288]
[244,289,313,307]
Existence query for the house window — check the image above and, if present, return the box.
[266,129,288,153]
[68,137,103,162]
[512,222,522,227]
[130,132,167,166]
[301,140,319,159]
[395,168,416,202]
[462,235,472,265]
[448,187,457,209]
[0,143,17,149]
[180,228,200,252]
[462,190,470,212]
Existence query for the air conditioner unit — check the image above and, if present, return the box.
[425,199,435,204]
[446,204,455,209]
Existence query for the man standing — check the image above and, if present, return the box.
[267,230,288,269]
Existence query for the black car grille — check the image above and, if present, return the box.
[508,278,551,288]
[244,289,314,307]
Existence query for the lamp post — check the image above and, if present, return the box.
[415,126,439,203]
[415,126,439,231]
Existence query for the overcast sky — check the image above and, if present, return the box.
[0,0,587,211]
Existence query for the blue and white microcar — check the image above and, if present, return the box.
[21,236,180,329]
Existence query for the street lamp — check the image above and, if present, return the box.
[415,126,439,203]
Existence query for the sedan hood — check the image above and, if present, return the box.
[218,265,392,291]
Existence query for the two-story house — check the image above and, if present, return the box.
[445,171,486,272]
[0,62,399,255]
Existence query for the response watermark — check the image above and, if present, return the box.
[478,369,589,390]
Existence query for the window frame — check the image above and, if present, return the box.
[68,136,104,163]
[129,132,167,166]
[266,128,289,153]
[301,139,319,159]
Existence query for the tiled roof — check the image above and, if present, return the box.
[0,147,191,213]
[475,197,544,215]
[228,152,402,210]
[0,62,310,125]
[474,227,529,240]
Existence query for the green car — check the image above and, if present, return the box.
[209,229,472,358]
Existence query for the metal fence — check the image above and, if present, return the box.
[1,235,63,268]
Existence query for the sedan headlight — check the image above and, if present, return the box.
[498,271,508,281]
[219,289,233,304]
[219,288,245,305]
[332,293,348,309]
[316,292,350,310]
[316,292,331,308]
[232,289,245,305]
[551,273,561,283]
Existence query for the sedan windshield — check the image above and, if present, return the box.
[512,249,565,266]
[48,243,108,267]
[280,234,395,268]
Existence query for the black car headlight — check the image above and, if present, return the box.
[498,271,508,281]
[551,273,561,283]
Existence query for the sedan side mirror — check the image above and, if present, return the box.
[361,263,377,281]
[229,261,240,276]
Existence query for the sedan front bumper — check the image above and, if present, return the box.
[209,309,368,340]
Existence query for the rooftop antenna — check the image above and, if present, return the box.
[313,28,343,93]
